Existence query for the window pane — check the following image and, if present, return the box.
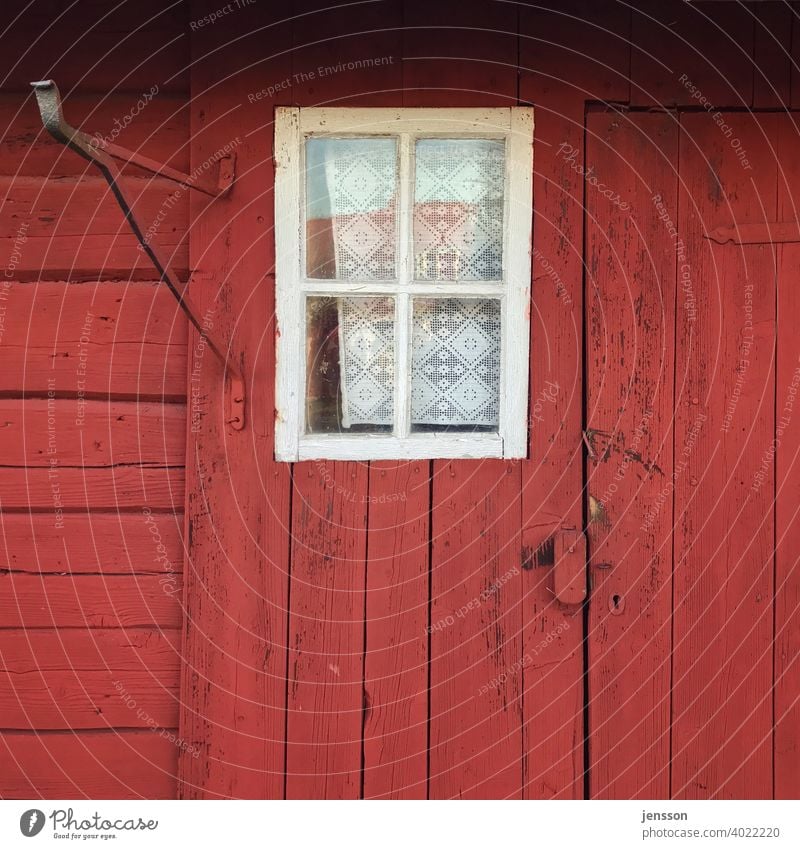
[411,298,501,432]
[306,296,394,433]
[413,139,504,281]
[305,138,397,280]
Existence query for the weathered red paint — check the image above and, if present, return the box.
[586,112,677,799]
[1,0,799,801]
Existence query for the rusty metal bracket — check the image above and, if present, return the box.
[705,223,800,245]
[30,79,244,430]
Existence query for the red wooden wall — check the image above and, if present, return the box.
[0,2,190,798]
[1,0,800,801]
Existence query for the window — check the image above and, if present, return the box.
[274,107,533,461]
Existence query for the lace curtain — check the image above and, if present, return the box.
[338,297,501,428]
[311,137,503,429]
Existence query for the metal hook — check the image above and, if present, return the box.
[30,80,244,431]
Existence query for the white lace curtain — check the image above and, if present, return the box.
[338,296,501,429]
[312,138,503,429]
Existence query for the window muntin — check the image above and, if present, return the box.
[275,108,533,461]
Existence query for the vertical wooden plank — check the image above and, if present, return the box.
[518,6,591,793]
[429,462,524,798]
[402,0,525,799]
[585,112,677,798]
[775,113,800,799]
[179,1,291,798]
[363,462,429,799]
[673,113,776,799]
[516,101,586,801]
[284,1,401,799]
[289,0,428,800]
[630,1,754,107]
[286,463,368,799]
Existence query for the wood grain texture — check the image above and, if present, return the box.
[0,628,180,732]
[0,512,184,574]
[0,233,189,282]
[363,461,428,799]
[0,177,188,251]
[428,461,523,799]
[774,113,800,799]
[0,574,182,628]
[672,113,776,799]
[5,0,799,804]
[0,94,190,177]
[586,111,677,799]
[0,281,187,398]
[0,732,179,799]
[0,629,181,674]
[178,0,292,799]
[280,2,398,800]
[399,0,526,801]
[517,40,587,794]
[286,463,368,799]
[0,668,179,730]
[0,400,185,466]
[0,467,184,510]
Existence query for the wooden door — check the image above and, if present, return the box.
[586,110,798,799]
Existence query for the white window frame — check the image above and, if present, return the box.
[274,106,533,462]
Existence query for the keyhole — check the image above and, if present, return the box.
[608,592,625,615]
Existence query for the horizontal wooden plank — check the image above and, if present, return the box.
[2,342,187,399]
[0,668,179,730]
[0,176,189,239]
[0,467,185,510]
[0,233,189,282]
[0,575,182,628]
[0,731,179,798]
[0,280,187,345]
[1,94,190,177]
[0,400,186,466]
[1,1,189,94]
[0,512,185,574]
[0,629,180,673]
[0,281,188,397]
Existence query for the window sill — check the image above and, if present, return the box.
[277,432,519,462]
